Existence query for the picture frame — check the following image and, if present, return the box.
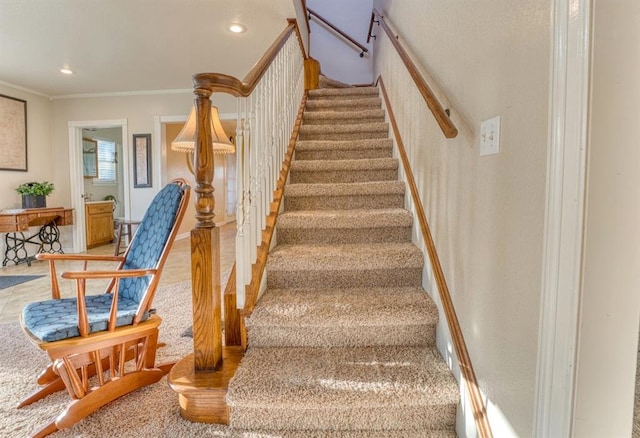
[133,133,152,188]
[0,94,27,171]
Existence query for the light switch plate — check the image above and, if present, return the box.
[480,115,501,156]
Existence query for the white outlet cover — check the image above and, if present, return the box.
[480,115,501,156]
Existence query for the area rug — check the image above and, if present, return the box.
[0,278,236,437]
[0,275,45,290]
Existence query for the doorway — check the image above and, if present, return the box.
[68,119,130,253]
[155,113,237,240]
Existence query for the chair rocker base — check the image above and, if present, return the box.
[33,369,165,438]
[21,316,171,437]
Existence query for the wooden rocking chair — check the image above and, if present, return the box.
[18,178,190,437]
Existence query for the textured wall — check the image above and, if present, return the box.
[372,1,550,435]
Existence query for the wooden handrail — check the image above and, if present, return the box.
[194,21,298,96]
[307,7,368,57]
[378,76,492,438]
[370,9,458,139]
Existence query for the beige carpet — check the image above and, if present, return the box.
[226,85,458,435]
[0,278,237,438]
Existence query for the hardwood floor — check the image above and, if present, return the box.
[0,222,236,324]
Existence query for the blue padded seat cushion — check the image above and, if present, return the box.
[22,294,149,342]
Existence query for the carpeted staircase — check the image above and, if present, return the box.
[227,85,460,436]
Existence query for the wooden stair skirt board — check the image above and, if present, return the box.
[171,80,460,435]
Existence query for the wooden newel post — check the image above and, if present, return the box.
[191,85,223,371]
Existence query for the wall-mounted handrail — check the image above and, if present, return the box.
[307,7,368,57]
[377,77,491,437]
[369,9,458,139]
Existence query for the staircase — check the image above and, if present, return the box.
[226,85,459,436]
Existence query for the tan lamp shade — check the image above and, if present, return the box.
[171,105,235,154]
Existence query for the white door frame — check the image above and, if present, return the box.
[533,0,591,436]
[68,119,129,253]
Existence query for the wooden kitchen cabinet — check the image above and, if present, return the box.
[85,201,114,248]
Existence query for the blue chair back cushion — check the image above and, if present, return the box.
[119,182,184,303]
[22,182,185,343]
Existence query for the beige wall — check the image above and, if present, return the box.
[372,1,550,435]
[0,85,55,210]
[573,0,640,435]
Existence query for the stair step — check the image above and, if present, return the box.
[299,122,388,141]
[295,139,393,160]
[247,287,438,348]
[318,75,355,89]
[290,157,398,184]
[308,86,379,99]
[305,97,382,111]
[284,181,405,211]
[227,346,459,431]
[266,242,423,289]
[277,209,412,244]
[231,431,456,438]
[303,109,385,125]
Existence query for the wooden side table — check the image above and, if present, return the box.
[0,207,74,266]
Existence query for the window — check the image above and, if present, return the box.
[96,140,117,183]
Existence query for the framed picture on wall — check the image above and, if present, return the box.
[0,94,27,171]
[133,133,151,188]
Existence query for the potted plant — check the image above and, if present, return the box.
[15,181,55,209]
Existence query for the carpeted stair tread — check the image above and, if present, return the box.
[227,346,458,430]
[267,242,422,272]
[299,122,388,141]
[303,109,385,125]
[284,181,406,211]
[233,431,456,438]
[305,97,382,111]
[290,157,398,184]
[318,75,356,89]
[277,209,413,244]
[291,157,397,172]
[278,208,412,230]
[308,86,378,98]
[266,243,423,288]
[295,139,393,160]
[285,180,405,197]
[246,287,438,347]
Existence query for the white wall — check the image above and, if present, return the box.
[307,0,373,85]
[372,1,550,436]
[572,1,640,435]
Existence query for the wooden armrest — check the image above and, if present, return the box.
[65,268,157,336]
[36,253,125,263]
[61,268,157,280]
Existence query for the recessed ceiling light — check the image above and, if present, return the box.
[60,67,74,75]
[228,23,246,34]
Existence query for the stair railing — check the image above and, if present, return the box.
[185,18,305,369]
[372,12,493,438]
[169,18,308,424]
[368,9,458,139]
[307,7,369,58]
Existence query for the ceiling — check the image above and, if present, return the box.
[0,0,295,98]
